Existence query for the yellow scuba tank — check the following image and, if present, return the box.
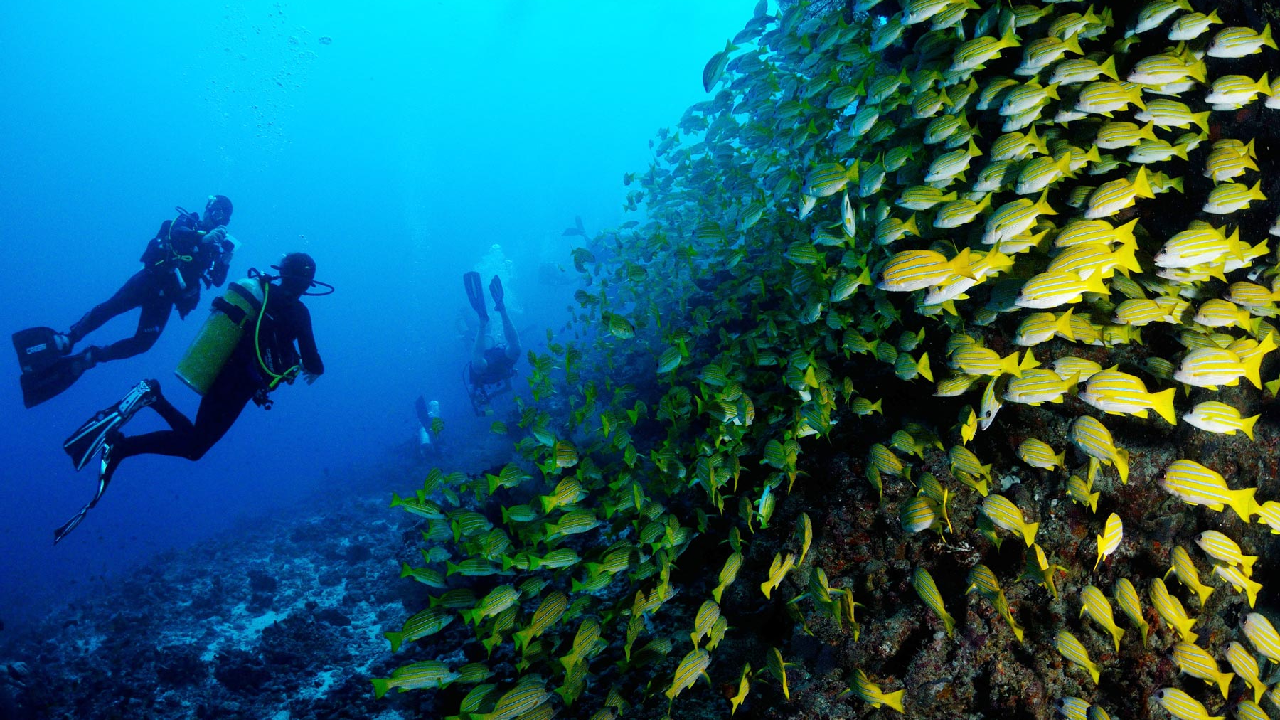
[175,277,264,395]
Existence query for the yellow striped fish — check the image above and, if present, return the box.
[1159,459,1259,521]
[760,552,796,599]
[1084,167,1155,219]
[1114,578,1149,646]
[1003,369,1076,405]
[1079,369,1177,424]
[513,591,567,652]
[983,191,1057,244]
[850,669,906,713]
[1243,612,1280,663]
[712,552,740,604]
[912,566,955,637]
[1055,630,1100,684]
[1197,531,1257,576]
[1015,309,1075,346]
[1153,688,1218,720]
[370,661,459,698]
[1193,300,1255,331]
[1095,513,1123,569]
[879,248,975,292]
[1214,565,1262,607]
[1226,641,1268,703]
[1208,23,1277,58]
[980,494,1039,545]
[1070,415,1130,481]
[1017,438,1064,469]
[1166,546,1213,606]
[1174,339,1273,390]
[1150,578,1198,644]
[1204,180,1267,214]
[1015,271,1109,309]
[950,346,1036,377]
[1054,356,1103,382]
[665,648,711,702]
[1067,475,1100,513]
[1169,10,1221,41]
[690,600,721,649]
[1080,585,1124,651]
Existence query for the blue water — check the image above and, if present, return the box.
[0,0,752,634]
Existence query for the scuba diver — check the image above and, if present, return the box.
[463,272,521,415]
[13,195,239,409]
[415,396,442,457]
[54,252,330,544]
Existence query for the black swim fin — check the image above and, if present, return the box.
[464,272,487,322]
[19,350,92,409]
[489,276,505,312]
[54,431,123,545]
[63,379,158,471]
[12,326,67,374]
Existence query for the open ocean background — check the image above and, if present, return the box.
[0,0,752,635]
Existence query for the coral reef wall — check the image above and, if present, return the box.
[381,1,1280,719]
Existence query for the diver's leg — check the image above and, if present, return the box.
[472,318,491,372]
[182,375,254,460]
[68,269,152,345]
[500,308,521,361]
[91,292,172,363]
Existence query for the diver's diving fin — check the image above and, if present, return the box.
[54,434,122,544]
[489,276,505,312]
[19,351,91,409]
[464,272,487,322]
[12,326,67,374]
[63,379,158,471]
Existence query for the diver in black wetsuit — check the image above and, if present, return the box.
[52,253,326,544]
[106,252,324,468]
[14,195,238,408]
[463,272,521,414]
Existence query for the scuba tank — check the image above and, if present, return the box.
[175,277,264,395]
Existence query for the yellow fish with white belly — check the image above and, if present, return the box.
[1079,368,1176,424]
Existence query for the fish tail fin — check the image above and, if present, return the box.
[1217,672,1236,699]
[1023,521,1040,546]
[1083,273,1110,297]
[871,398,883,414]
[1129,84,1146,111]
[1099,55,1119,81]
[1230,488,1260,522]
[1001,351,1022,377]
[384,631,403,653]
[1251,180,1267,201]
[882,689,906,713]
[1088,664,1100,685]
[1241,414,1259,440]
[1020,349,1040,373]
[904,214,920,236]
[1064,34,1083,57]
[1243,347,1266,389]
[1087,490,1099,513]
[1208,9,1221,23]
[1046,83,1061,101]
[1000,25,1020,48]
[1196,583,1213,606]
[371,678,392,699]
[1114,448,1130,483]
[399,562,413,579]
[1265,23,1276,50]
[1132,167,1154,199]
[1083,144,1102,164]
[1109,626,1122,652]
[917,353,933,382]
[942,610,956,638]
[1150,388,1177,424]
[1056,308,1076,340]
[1115,240,1141,275]
[1242,553,1259,576]
[1036,189,1058,216]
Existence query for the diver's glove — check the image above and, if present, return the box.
[204,226,227,244]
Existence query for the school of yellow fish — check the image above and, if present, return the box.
[377,0,1280,718]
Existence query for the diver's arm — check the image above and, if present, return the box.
[294,303,325,376]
